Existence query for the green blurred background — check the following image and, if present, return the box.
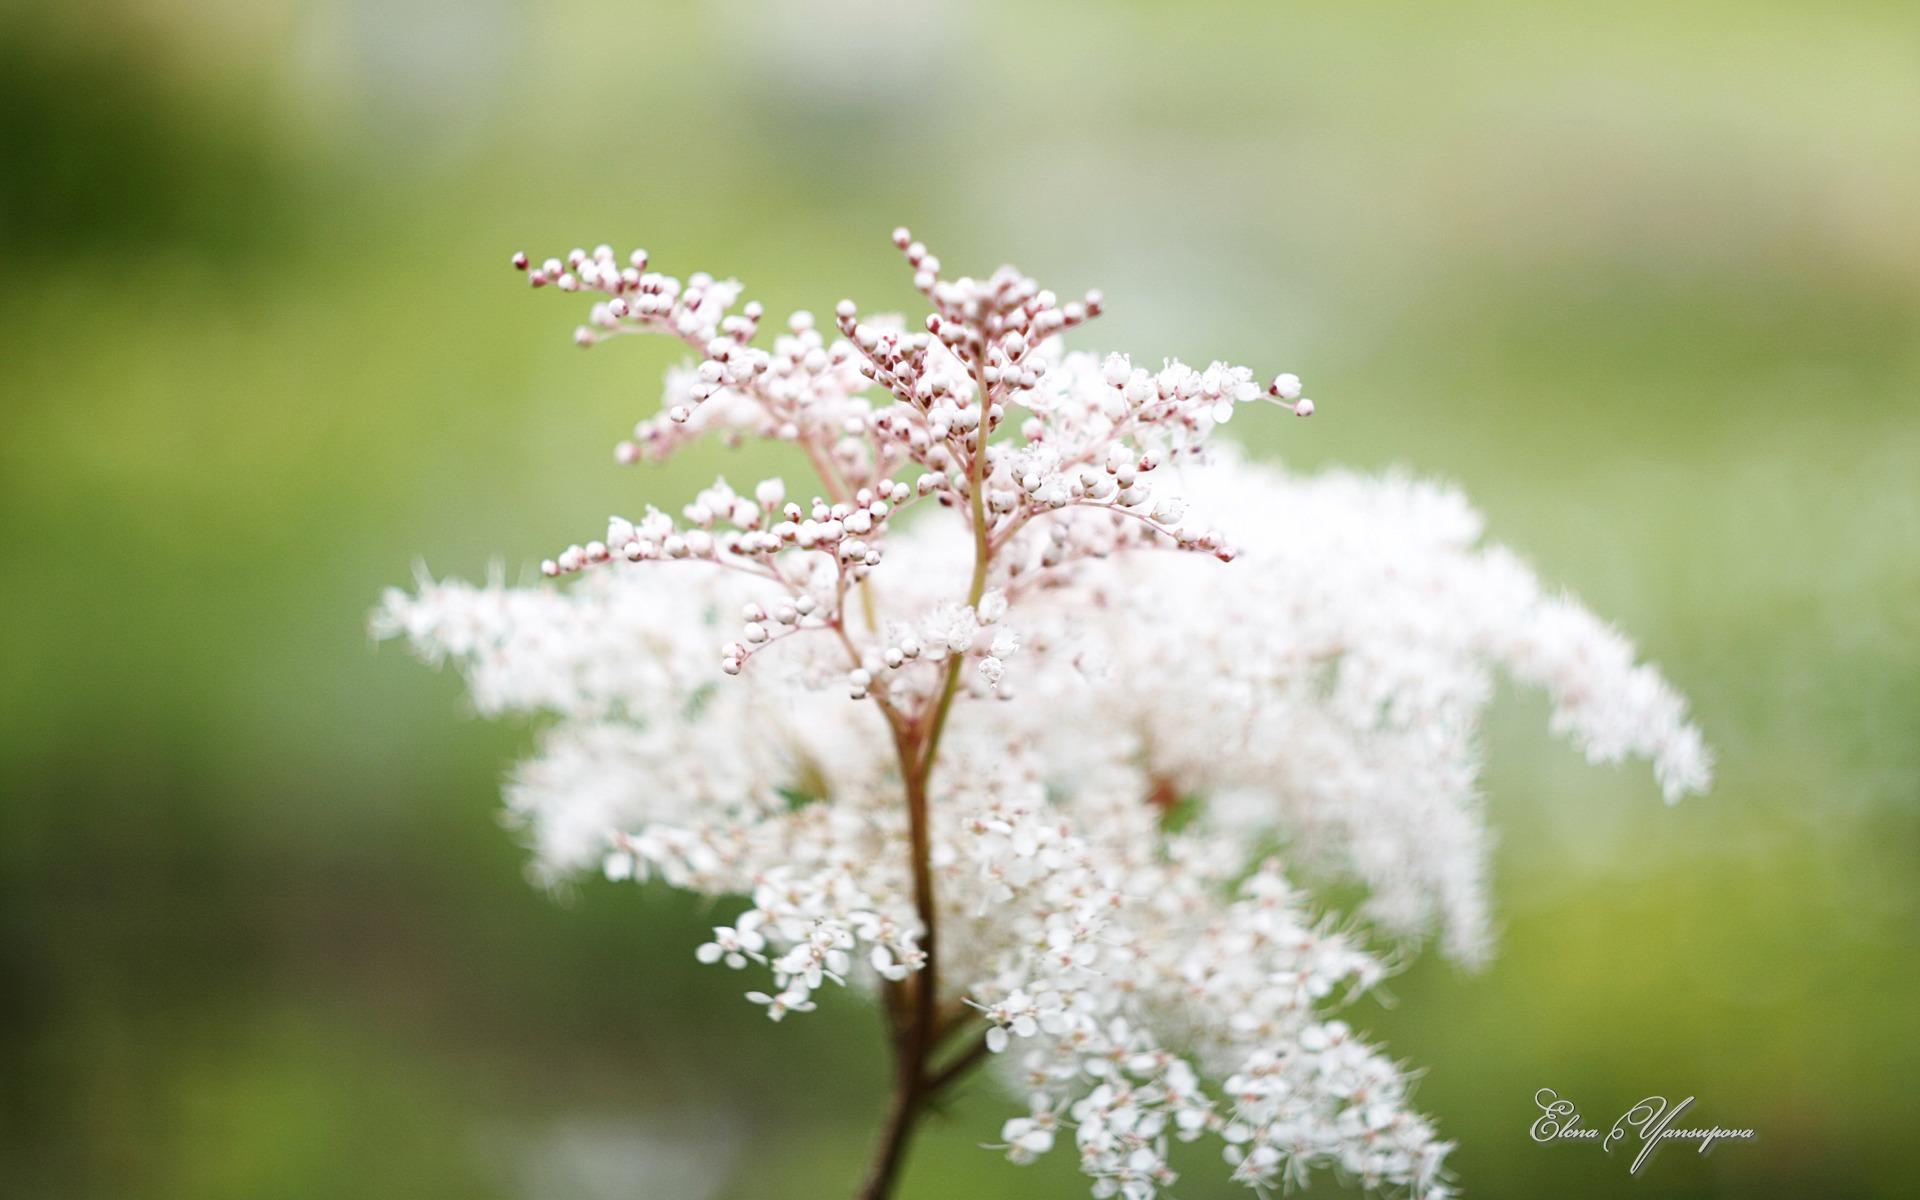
[3,1,1915,1197]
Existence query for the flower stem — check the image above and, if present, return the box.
[855,1022,995,1199]
[917,354,996,778]
[855,347,1000,1199]
[856,1070,924,1200]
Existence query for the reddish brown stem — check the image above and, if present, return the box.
[857,1069,925,1200]
[853,342,1003,1199]
[855,1025,994,1200]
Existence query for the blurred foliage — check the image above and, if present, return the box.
[2,1,1915,1198]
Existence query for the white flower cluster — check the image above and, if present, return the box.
[379,230,1709,1200]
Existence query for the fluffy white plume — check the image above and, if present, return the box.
[381,232,1710,1200]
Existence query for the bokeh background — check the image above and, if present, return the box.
[4,1,1916,1197]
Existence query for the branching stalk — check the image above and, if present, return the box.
[854,343,1000,1199]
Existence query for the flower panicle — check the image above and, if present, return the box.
[372,226,1710,1200]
